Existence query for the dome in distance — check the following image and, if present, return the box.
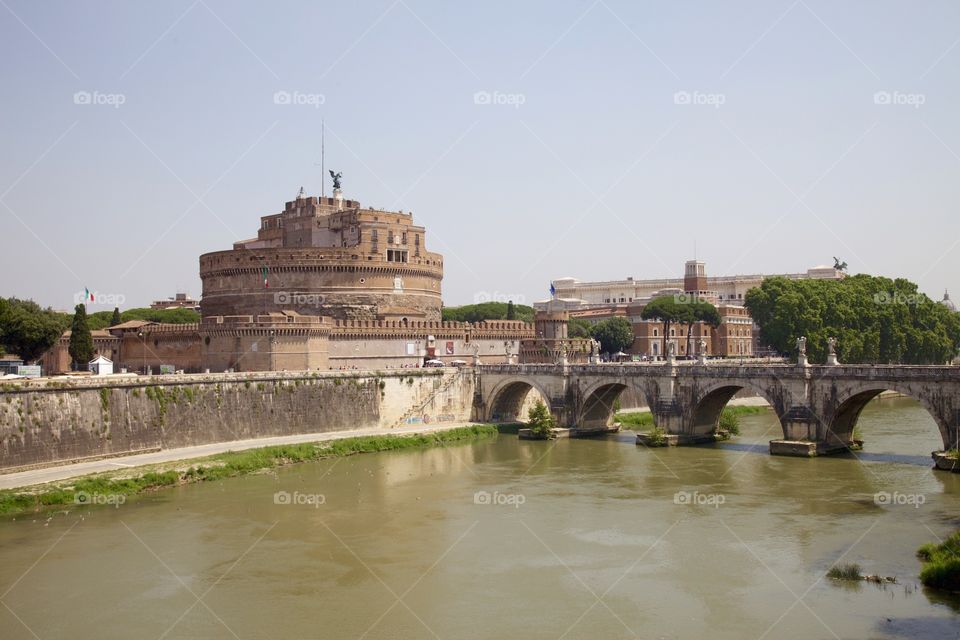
[940,290,957,313]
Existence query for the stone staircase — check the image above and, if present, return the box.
[393,370,464,428]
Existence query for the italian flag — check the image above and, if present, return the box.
[85,287,94,302]
[261,266,269,288]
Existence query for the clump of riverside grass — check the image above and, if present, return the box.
[917,530,960,591]
[527,400,557,439]
[717,408,741,436]
[615,411,655,429]
[827,563,864,581]
[0,425,498,517]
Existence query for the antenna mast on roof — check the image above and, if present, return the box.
[321,119,325,198]
[315,119,326,198]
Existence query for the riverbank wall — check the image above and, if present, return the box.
[0,369,474,472]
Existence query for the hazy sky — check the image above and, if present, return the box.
[1,0,958,312]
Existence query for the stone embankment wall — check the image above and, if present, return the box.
[0,369,474,472]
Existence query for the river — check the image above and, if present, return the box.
[1,396,958,639]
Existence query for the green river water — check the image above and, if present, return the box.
[1,396,958,639]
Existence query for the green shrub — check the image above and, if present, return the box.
[718,409,741,436]
[917,530,960,591]
[648,426,667,447]
[527,401,556,438]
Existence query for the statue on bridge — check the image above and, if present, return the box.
[826,336,839,366]
[796,336,807,356]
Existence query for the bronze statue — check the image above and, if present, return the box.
[329,170,342,190]
[833,257,848,271]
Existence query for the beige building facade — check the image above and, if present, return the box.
[553,260,845,359]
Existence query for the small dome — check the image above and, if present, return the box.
[941,290,957,313]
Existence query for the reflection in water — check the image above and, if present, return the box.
[0,396,957,639]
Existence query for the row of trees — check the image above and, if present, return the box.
[568,298,723,357]
[0,297,200,366]
[640,296,721,355]
[441,301,535,323]
[744,275,960,364]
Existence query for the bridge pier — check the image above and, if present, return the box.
[476,363,960,471]
[768,405,853,457]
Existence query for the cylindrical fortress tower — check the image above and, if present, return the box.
[199,194,444,321]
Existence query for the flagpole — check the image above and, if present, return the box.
[321,119,325,198]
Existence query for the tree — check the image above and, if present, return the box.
[641,296,686,355]
[527,400,556,438]
[506,300,516,320]
[68,304,95,369]
[568,317,593,339]
[683,300,721,356]
[745,274,960,364]
[110,307,122,327]
[0,297,68,362]
[591,317,634,355]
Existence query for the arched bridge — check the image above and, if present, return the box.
[474,363,960,458]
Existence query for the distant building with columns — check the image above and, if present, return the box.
[537,260,845,359]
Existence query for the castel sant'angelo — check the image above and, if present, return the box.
[200,187,445,322]
[44,181,551,373]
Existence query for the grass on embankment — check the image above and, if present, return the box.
[917,530,960,591]
[0,425,499,517]
[615,404,767,432]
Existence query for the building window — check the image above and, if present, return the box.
[388,231,394,244]
[653,329,658,337]
[371,230,378,242]
[387,249,408,263]
[402,232,407,244]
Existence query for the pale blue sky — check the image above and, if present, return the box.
[1,0,958,311]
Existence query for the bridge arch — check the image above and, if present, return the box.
[689,380,784,437]
[829,384,954,451]
[485,377,552,423]
[577,378,657,431]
